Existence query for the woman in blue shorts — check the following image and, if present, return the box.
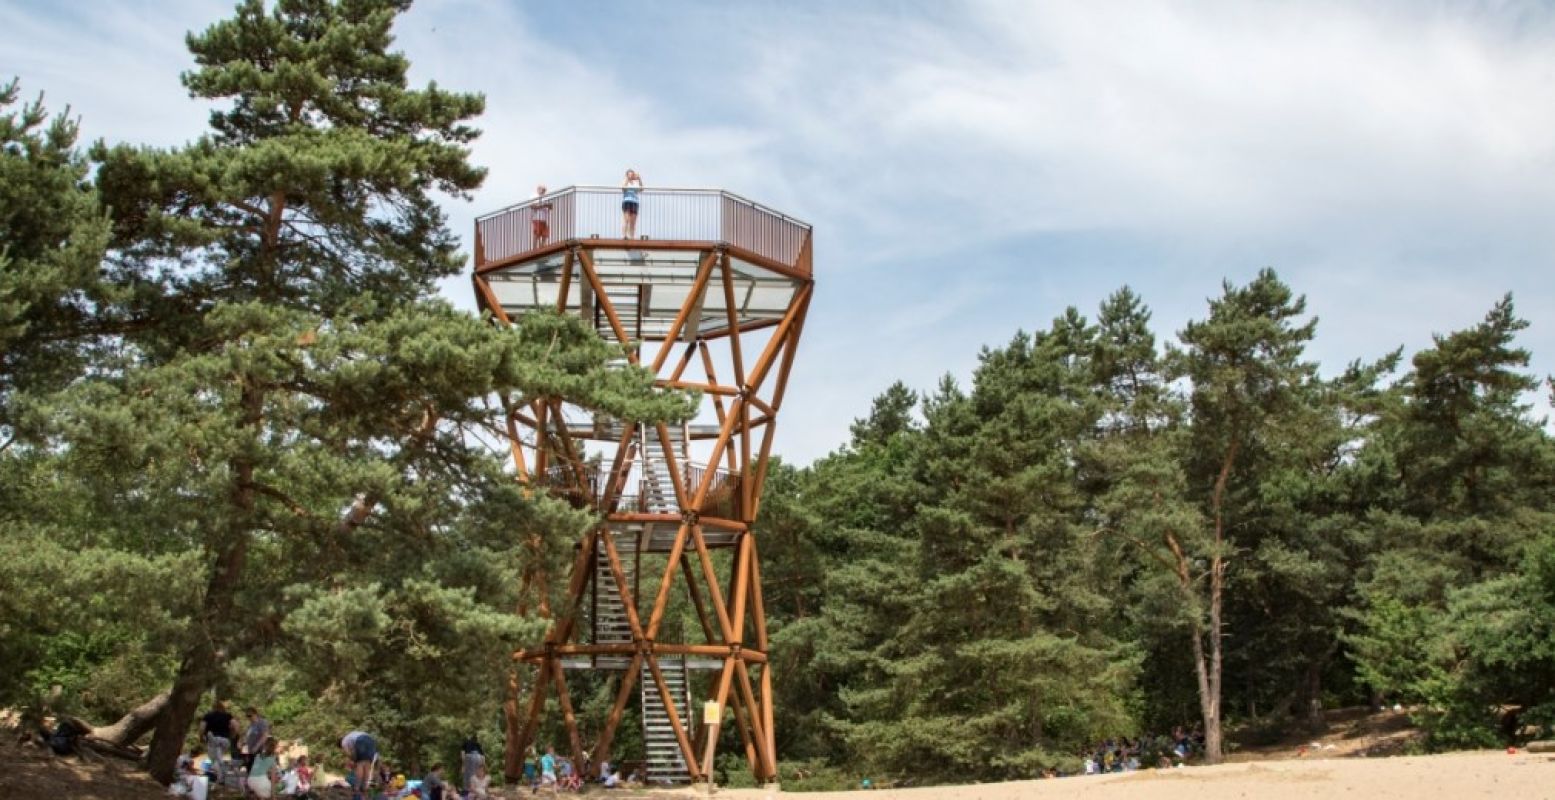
[621,169,643,239]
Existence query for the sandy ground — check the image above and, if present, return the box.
[707,751,1555,800]
[5,725,1551,800]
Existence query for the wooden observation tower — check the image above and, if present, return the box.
[471,187,812,786]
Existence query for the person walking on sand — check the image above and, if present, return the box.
[621,169,643,239]
[532,185,552,247]
[199,701,236,786]
[340,729,379,800]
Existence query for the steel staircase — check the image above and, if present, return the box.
[641,656,692,785]
[640,426,679,514]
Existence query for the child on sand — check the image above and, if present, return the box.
[467,764,492,799]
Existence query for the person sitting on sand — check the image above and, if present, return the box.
[247,737,280,798]
[466,763,491,799]
[170,747,210,800]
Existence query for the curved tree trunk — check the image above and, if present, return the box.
[89,691,170,747]
[144,534,247,784]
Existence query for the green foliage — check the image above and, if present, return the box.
[0,0,690,784]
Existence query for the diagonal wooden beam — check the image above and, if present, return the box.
[513,661,550,778]
[743,282,812,395]
[681,554,760,777]
[719,251,746,388]
[693,396,745,512]
[599,531,645,642]
[651,250,718,372]
[734,658,775,776]
[645,522,693,640]
[502,398,530,481]
[548,527,599,649]
[589,652,643,779]
[645,653,702,781]
[654,421,691,511]
[766,287,811,413]
[577,249,636,363]
[473,275,512,324]
[689,524,736,644]
[555,248,574,313]
[748,535,771,651]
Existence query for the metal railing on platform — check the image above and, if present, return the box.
[476,186,811,274]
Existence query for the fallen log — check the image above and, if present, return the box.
[86,691,170,747]
[1526,740,1555,753]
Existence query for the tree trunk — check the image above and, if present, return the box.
[1298,646,1334,732]
[89,692,170,747]
[144,533,248,784]
[1198,437,1238,765]
[1188,618,1223,764]
[147,382,259,785]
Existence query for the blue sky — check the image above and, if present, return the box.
[5,1,1555,463]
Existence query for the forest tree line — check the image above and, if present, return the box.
[3,0,1555,790]
[751,275,1555,781]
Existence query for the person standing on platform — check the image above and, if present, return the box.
[532,185,552,247]
[621,169,643,239]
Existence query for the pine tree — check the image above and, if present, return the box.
[1163,269,1321,762]
[63,0,691,781]
[0,80,111,446]
[1348,296,1555,745]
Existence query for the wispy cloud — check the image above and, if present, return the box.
[5,0,1554,460]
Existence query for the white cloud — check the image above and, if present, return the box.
[5,0,1554,462]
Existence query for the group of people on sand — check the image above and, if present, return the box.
[516,744,642,794]
[529,169,646,247]
[335,731,494,800]
[171,701,312,799]
[173,701,496,800]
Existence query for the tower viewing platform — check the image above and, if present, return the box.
[473,185,812,788]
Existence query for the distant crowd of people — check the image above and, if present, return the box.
[1080,726,1205,776]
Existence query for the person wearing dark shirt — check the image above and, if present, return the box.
[199,702,236,785]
